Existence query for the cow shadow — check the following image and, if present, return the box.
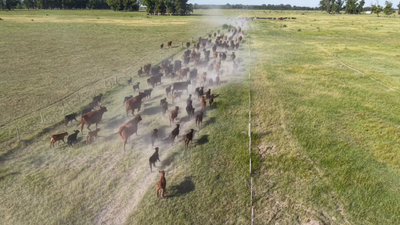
[160,151,180,168]
[204,117,216,127]
[167,176,195,198]
[104,116,126,130]
[196,134,209,146]
[142,106,162,116]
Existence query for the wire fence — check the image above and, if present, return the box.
[248,28,254,225]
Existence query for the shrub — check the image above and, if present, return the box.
[298,29,301,32]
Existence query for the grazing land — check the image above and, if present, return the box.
[1,9,400,225]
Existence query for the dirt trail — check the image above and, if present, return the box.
[93,22,248,224]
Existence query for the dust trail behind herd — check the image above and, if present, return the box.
[91,15,250,225]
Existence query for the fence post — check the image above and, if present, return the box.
[16,126,20,142]
[40,112,44,125]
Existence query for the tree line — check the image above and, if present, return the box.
[0,0,134,10]
[319,0,400,16]
[193,4,318,11]
[141,0,193,15]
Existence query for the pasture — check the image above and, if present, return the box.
[2,8,400,225]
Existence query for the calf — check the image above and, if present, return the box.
[161,101,168,116]
[169,106,179,126]
[67,130,80,147]
[160,98,167,106]
[138,67,143,76]
[127,78,132,85]
[201,96,206,111]
[50,132,69,148]
[151,129,158,147]
[195,112,203,128]
[170,124,180,145]
[165,86,172,97]
[81,107,93,116]
[65,113,78,126]
[172,91,182,103]
[156,170,166,198]
[195,87,204,100]
[160,43,164,49]
[209,95,214,106]
[149,147,160,172]
[86,128,100,144]
[132,82,140,92]
[93,93,103,104]
[143,89,153,99]
[186,103,195,119]
[123,95,133,106]
[205,89,211,99]
[186,94,192,106]
[184,129,195,149]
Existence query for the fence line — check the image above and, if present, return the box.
[248,35,254,225]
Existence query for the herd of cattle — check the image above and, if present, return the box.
[49,18,248,198]
[255,17,296,20]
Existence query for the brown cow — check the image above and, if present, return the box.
[201,96,206,111]
[156,170,166,198]
[86,128,100,144]
[118,115,142,151]
[167,41,172,48]
[79,106,107,134]
[125,92,147,116]
[50,132,69,148]
[184,129,195,149]
[169,106,179,126]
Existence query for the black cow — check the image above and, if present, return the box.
[123,95,133,106]
[65,113,78,126]
[67,130,80,147]
[172,80,191,93]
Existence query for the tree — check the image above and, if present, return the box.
[383,1,395,16]
[165,0,174,14]
[174,0,187,15]
[345,0,364,14]
[2,0,18,10]
[22,0,35,9]
[142,0,155,13]
[398,2,400,14]
[334,0,344,13]
[372,4,383,16]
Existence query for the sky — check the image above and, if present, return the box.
[188,0,321,8]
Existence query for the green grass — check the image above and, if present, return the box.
[245,11,400,224]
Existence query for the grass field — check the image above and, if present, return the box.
[2,9,400,225]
